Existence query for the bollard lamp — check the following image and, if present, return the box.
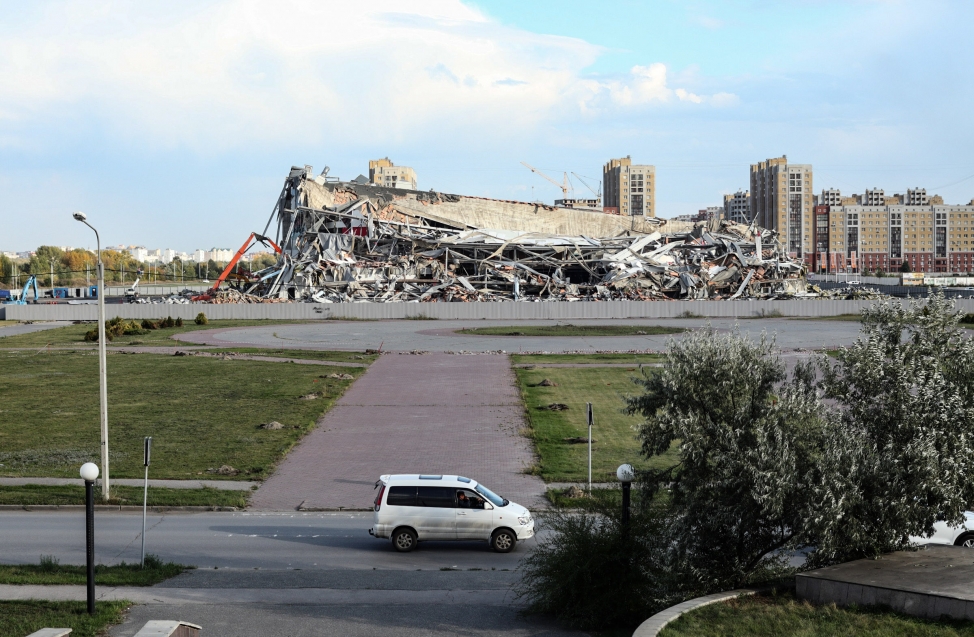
[616,463,634,483]
[80,462,100,482]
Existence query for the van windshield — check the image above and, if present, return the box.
[475,484,508,507]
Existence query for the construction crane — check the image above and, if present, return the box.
[521,162,572,199]
[571,172,602,200]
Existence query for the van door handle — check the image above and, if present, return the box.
[457,512,467,515]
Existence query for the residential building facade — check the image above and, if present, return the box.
[369,158,418,190]
[749,155,814,258]
[723,190,750,224]
[808,188,974,274]
[602,156,655,217]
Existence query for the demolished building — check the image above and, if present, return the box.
[206,166,808,303]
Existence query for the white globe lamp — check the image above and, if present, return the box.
[80,462,100,482]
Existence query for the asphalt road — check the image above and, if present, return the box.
[180,317,865,353]
[0,511,535,571]
[1,510,579,636]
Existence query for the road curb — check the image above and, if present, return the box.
[632,588,758,636]
[0,505,239,512]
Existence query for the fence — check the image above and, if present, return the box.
[6,297,974,322]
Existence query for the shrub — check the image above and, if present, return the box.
[175,317,183,327]
[141,319,158,330]
[160,316,176,328]
[194,312,208,325]
[516,495,674,630]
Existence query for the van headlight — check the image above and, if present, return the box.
[518,516,530,526]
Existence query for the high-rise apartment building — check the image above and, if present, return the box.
[603,156,655,217]
[808,187,974,274]
[368,158,418,190]
[723,190,750,224]
[749,156,813,257]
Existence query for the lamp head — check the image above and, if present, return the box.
[73,212,87,222]
[616,463,635,483]
[80,462,99,482]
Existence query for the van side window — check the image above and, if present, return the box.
[417,486,456,508]
[457,489,486,509]
[387,486,418,507]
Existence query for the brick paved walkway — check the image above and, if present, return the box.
[250,354,545,511]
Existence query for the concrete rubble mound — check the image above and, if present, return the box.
[211,166,810,303]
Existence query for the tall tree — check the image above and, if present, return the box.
[626,328,834,591]
[809,294,974,565]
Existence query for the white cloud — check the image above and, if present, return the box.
[0,1,734,151]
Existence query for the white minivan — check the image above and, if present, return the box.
[369,474,534,553]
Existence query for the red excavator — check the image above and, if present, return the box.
[191,233,282,301]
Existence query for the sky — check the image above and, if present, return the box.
[2,0,973,253]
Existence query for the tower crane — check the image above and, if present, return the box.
[571,172,602,200]
[521,162,573,199]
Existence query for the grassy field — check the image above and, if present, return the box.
[0,348,366,480]
[0,485,250,508]
[0,600,130,637]
[0,318,314,348]
[458,324,686,337]
[515,366,678,482]
[0,555,187,586]
[659,591,974,636]
[511,353,665,365]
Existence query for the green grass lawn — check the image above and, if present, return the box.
[511,353,665,365]
[0,554,187,586]
[0,318,314,348]
[515,366,678,482]
[0,600,130,637]
[659,591,974,636]
[0,349,366,481]
[458,324,686,337]
[204,348,377,363]
[0,485,250,508]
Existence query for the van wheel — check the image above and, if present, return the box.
[957,533,974,549]
[392,528,417,552]
[491,529,516,553]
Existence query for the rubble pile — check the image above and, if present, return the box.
[214,167,810,303]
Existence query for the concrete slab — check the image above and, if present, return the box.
[797,545,974,620]
[250,354,544,512]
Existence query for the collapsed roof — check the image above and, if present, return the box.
[214,166,808,303]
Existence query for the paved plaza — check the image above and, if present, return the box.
[250,352,545,511]
[179,317,865,353]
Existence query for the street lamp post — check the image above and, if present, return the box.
[80,462,99,614]
[73,212,110,501]
[616,463,634,528]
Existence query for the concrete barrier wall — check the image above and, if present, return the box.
[7,298,974,322]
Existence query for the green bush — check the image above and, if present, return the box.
[195,312,208,325]
[160,316,176,328]
[140,319,158,330]
[175,317,183,327]
[516,495,674,630]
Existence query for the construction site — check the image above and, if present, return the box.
[193,165,811,304]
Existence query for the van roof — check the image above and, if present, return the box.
[379,474,477,487]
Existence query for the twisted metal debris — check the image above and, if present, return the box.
[214,166,808,303]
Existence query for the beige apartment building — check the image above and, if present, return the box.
[749,156,814,257]
[368,158,418,190]
[723,190,750,224]
[603,156,655,217]
[810,188,974,274]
